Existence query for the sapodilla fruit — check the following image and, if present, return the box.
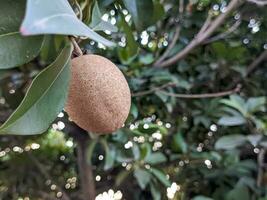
[65,55,131,134]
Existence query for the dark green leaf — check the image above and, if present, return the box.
[0,44,72,135]
[134,169,151,189]
[150,168,171,187]
[215,135,247,150]
[0,0,43,69]
[101,139,115,170]
[117,12,139,64]
[226,185,250,200]
[115,170,131,186]
[172,132,188,153]
[150,183,161,200]
[144,152,167,164]
[218,116,246,126]
[122,0,154,31]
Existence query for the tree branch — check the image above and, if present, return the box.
[155,0,241,68]
[132,82,241,98]
[131,82,176,97]
[154,27,181,66]
[154,0,184,66]
[159,84,241,98]
[75,130,96,200]
[203,18,241,44]
[228,49,267,89]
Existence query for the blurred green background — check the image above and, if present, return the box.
[1,0,267,199]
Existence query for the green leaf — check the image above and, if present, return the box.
[122,0,154,31]
[130,103,139,119]
[246,134,262,146]
[150,183,161,200]
[0,0,43,69]
[218,115,246,126]
[226,185,250,200]
[150,168,171,187]
[172,132,188,153]
[151,2,165,24]
[246,97,266,113]
[101,139,115,170]
[117,12,139,64]
[115,170,131,186]
[144,152,167,164]
[0,33,43,69]
[192,196,213,200]
[0,44,72,135]
[20,0,114,47]
[220,95,247,116]
[90,1,118,32]
[132,143,141,160]
[215,134,247,150]
[134,169,151,189]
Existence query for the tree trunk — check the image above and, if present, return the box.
[75,129,96,200]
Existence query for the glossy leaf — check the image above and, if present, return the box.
[122,0,154,31]
[117,12,139,64]
[20,0,114,47]
[150,168,171,187]
[173,132,188,153]
[144,152,167,164]
[0,0,43,69]
[218,115,246,126]
[90,1,118,32]
[215,134,247,150]
[0,44,72,135]
[150,183,161,200]
[101,139,115,170]
[134,169,151,189]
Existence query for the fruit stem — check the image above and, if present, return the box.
[70,36,83,57]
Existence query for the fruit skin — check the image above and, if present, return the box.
[65,54,131,134]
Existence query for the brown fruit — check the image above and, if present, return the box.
[65,55,131,134]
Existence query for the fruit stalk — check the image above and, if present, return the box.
[70,37,83,56]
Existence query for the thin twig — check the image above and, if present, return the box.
[158,84,241,99]
[197,14,213,36]
[155,0,241,68]
[154,27,181,66]
[132,83,241,99]
[246,49,267,75]
[228,49,267,89]
[154,0,184,66]
[132,82,176,97]
[203,18,241,44]
[70,37,83,56]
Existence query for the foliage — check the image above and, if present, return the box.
[0,0,267,199]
